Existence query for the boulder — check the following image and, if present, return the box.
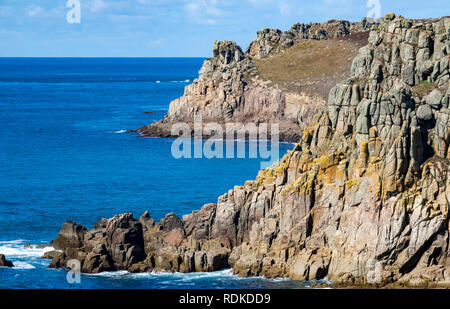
[160,213,183,232]
[47,213,146,273]
[0,254,13,267]
[51,221,87,250]
[416,104,433,121]
[426,89,443,108]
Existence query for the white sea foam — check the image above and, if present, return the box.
[86,269,235,280]
[0,239,26,245]
[86,268,289,283]
[12,261,36,270]
[87,270,130,278]
[170,80,191,83]
[114,130,128,134]
[0,241,53,258]
[0,241,54,271]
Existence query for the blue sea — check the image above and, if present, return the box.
[0,58,308,289]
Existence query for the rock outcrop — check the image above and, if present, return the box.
[45,209,230,274]
[45,214,145,273]
[246,19,370,59]
[0,254,13,267]
[47,14,449,288]
[137,20,372,142]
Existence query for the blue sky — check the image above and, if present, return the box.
[0,0,448,57]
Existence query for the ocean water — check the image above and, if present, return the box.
[0,58,307,289]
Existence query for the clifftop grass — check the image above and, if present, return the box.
[254,32,369,99]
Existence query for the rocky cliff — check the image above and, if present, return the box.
[46,14,449,288]
[137,20,373,142]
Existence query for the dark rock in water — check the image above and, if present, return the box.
[0,254,13,267]
[51,221,87,250]
[46,251,66,268]
[46,209,230,274]
[143,111,156,114]
[47,213,146,273]
[24,243,51,249]
[42,250,62,260]
[81,252,114,274]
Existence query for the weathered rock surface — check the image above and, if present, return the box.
[0,254,13,267]
[47,214,145,273]
[246,19,372,59]
[137,20,372,142]
[48,14,449,288]
[46,209,230,274]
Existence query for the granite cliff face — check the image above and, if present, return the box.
[46,14,449,288]
[137,20,372,142]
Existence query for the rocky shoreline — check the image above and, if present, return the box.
[45,14,449,288]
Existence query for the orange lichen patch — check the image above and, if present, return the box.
[322,165,338,184]
[335,163,348,181]
[345,178,361,189]
[314,152,342,170]
[303,125,316,137]
[257,169,277,185]
[369,156,382,164]
[274,164,288,177]
[301,179,315,195]
[321,153,337,169]
[360,141,369,153]
[365,166,382,199]
[298,153,313,172]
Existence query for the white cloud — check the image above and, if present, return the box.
[89,0,108,12]
[247,0,275,7]
[28,5,44,17]
[322,0,351,5]
[148,38,165,47]
[184,0,222,25]
[279,1,291,16]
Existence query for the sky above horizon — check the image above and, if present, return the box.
[0,0,448,57]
